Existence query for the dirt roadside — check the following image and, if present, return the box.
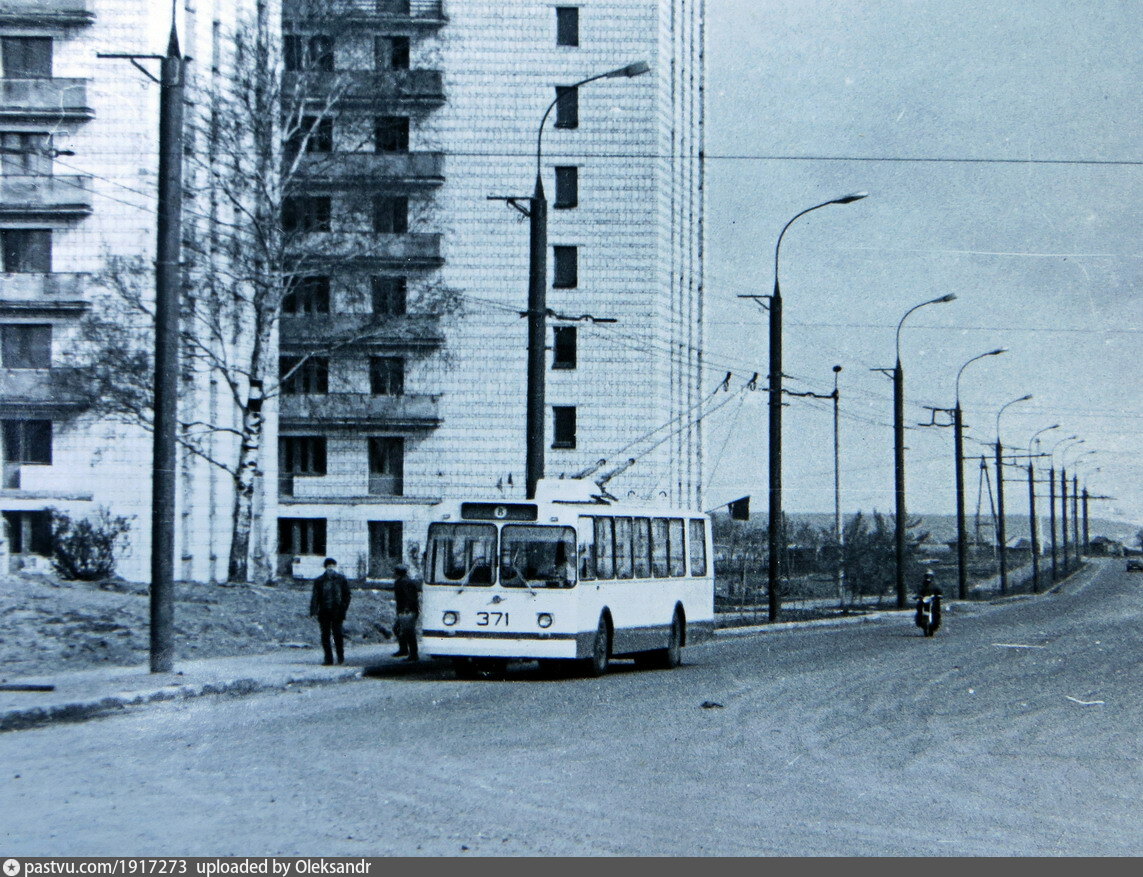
[0,573,399,679]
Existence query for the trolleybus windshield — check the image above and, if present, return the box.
[499,525,577,588]
[426,523,496,585]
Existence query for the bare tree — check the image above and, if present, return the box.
[61,0,459,582]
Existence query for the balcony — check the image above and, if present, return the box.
[279,313,444,352]
[0,78,93,122]
[0,0,95,27]
[287,231,443,270]
[278,392,440,430]
[0,175,93,218]
[293,151,444,189]
[0,367,85,417]
[283,0,445,29]
[279,472,404,500]
[0,272,87,316]
[283,69,444,109]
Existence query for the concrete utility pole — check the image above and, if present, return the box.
[952,349,1005,599]
[1072,473,1080,566]
[1048,466,1058,581]
[102,21,186,673]
[890,294,956,608]
[516,62,649,500]
[1082,487,1090,553]
[150,25,185,673]
[994,394,1031,596]
[1025,425,1058,594]
[1060,469,1069,574]
[761,193,867,622]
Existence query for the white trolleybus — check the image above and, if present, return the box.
[421,479,714,678]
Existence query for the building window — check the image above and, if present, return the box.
[0,133,51,176]
[2,420,51,464]
[2,510,51,555]
[1,37,52,78]
[286,116,333,156]
[282,196,331,233]
[279,356,328,394]
[552,405,576,449]
[369,356,404,395]
[373,196,408,233]
[282,276,330,315]
[553,245,577,288]
[554,166,578,208]
[278,517,327,556]
[375,36,410,70]
[284,35,334,72]
[375,116,410,153]
[368,436,404,496]
[556,7,579,46]
[279,436,326,476]
[554,86,578,129]
[368,520,404,578]
[552,326,576,369]
[371,276,407,315]
[1,324,50,368]
[1,230,51,273]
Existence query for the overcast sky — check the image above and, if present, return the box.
[700,0,1142,528]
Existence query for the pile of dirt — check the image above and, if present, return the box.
[0,573,399,678]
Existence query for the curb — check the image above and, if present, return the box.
[0,666,362,734]
[715,610,902,638]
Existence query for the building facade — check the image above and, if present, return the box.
[0,0,704,584]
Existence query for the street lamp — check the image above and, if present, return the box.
[952,348,1006,599]
[1053,436,1083,577]
[994,393,1032,595]
[523,61,650,499]
[832,364,843,607]
[766,192,868,621]
[1025,423,1059,593]
[891,293,957,609]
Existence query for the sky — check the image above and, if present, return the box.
[700,0,1142,528]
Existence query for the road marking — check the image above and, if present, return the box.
[1065,696,1104,706]
[993,643,1047,649]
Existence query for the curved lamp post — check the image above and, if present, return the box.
[1053,436,1083,576]
[994,393,1032,594]
[951,348,1006,599]
[765,192,868,621]
[1025,423,1059,592]
[891,293,957,608]
[524,61,650,499]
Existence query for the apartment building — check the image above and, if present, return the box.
[276,0,705,582]
[0,0,703,584]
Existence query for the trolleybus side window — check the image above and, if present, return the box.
[668,518,686,577]
[650,517,669,577]
[577,516,596,580]
[688,518,708,576]
[594,516,615,579]
[632,517,651,578]
[500,525,577,588]
[614,516,634,578]
[426,523,496,585]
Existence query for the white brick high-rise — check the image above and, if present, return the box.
[0,0,704,584]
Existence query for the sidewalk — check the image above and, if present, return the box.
[0,644,407,733]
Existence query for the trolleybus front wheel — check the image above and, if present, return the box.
[585,614,611,677]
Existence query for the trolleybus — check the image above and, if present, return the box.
[421,479,714,678]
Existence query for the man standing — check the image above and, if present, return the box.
[392,562,420,662]
[310,557,351,665]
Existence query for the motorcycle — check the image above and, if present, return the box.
[915,594,942,637]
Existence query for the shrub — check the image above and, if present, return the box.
[48,507,132,581]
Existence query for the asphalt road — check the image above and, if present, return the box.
[2,558,1140,856]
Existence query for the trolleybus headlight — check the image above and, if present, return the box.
[537,612,553,629]
[442,611,459,626]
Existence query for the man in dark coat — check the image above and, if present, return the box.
[310,557,351,665]
[392,562,420,661]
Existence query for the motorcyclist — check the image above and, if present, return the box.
[915,570,942,635]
